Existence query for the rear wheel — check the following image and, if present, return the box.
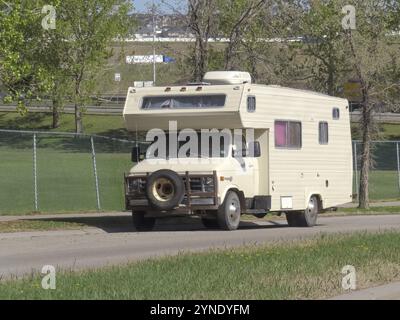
[132,211,156,231]
[217,191,241,231]
[286,195,319,227]
[286,211,298,227]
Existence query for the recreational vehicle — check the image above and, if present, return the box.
[123,71,353,231]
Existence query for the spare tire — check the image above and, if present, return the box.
[146,170,185,210]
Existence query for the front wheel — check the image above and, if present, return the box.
[132,211,156,231]
[217,191,241,231]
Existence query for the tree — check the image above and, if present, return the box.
[187,0,219,81]
[217,0,267,70]
[234,0,300,84]
[299,0,349,95]
[0,1,52,110]
[343,0,400,208]
[161,0,219,82]
[273,0,400,208]
[47,0,133,133]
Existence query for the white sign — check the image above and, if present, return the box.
[126,55,164,64]
[134,81,154,88]
[115,73,121,82]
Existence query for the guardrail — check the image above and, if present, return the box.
[2,105,400,122]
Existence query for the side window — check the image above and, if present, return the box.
[275,121,302,149]
[333,108,340,120]
[247,96,256,113]
[319,122,329,145]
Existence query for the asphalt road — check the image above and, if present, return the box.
[1,214,400,279]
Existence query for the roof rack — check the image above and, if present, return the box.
[186,82,211,86]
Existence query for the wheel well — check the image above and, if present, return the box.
[311,194,323,211]
[227,188,246,210]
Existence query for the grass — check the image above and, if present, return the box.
[0,143,133,215]
[0,112,132,140]
[335,206,400,215]
[0,220,85,233]
[0,231,399,300]
[353,170,400,201]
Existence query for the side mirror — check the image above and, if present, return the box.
[232,145,246,158]
[131,146,141,163]
[247,141,261,158]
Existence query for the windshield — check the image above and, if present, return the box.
[144,132,232,159]
[141,95,226,109]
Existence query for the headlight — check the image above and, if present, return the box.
[127,178,146,194]
[204,177,214,185]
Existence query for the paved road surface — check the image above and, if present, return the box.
[0,215,399,280]
[331,281,400,300]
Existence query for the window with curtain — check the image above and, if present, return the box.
[275,121,302,149]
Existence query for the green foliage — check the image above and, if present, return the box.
[0,1,53,110]
[1,0,136,132]
[44,0,134,132]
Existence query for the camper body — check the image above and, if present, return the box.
[123,72,353,231]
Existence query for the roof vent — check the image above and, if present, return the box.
[203,71,252,85]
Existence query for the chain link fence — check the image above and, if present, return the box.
[1,129,400,214]
[353,141,400,201]
[0,130,136,214]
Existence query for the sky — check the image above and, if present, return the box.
[133,0,186,13]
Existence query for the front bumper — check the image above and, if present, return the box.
[124,171,219,213]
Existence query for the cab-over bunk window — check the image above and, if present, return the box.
[141,95,226,109]
[275,121,302,149]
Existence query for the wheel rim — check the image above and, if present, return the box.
[151,178,175,202]
[228,198,240,224]
[307,197,318,221]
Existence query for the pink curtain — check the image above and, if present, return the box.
[275,121,287,147]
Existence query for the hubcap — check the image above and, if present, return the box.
[152,178,175,202]
[307,198,318,220]
[228,199,240,222]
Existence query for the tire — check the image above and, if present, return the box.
[146,170,185,211]
[217,191,241,231]
[201,218,219,229]
[132,211,156,231]
[286,195,319,227]
[286,211,298,227]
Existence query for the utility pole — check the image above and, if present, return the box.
[152,0,156,86]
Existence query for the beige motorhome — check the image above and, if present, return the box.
[123,71,353,231]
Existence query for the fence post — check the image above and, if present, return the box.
[33,133,39,212]
[353,141,359,201]
[397,142,400,193]
[91,136,101,211]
